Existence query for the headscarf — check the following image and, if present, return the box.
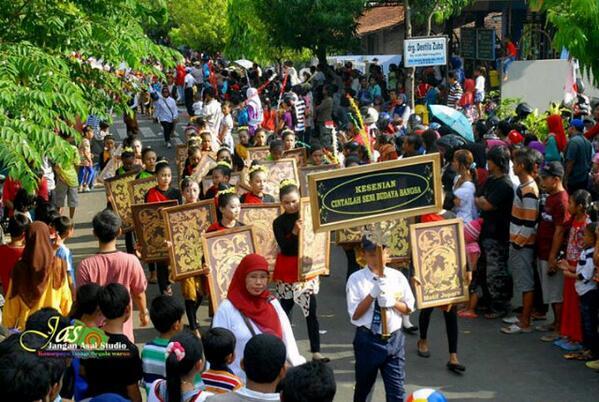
[227,254,282,338]
[459,79,475,107]
[10,222,66,307]
[528,140,546,155]
[546,114,567,152]
[246,88,264,128]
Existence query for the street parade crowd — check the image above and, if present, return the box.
[1,48,599,402]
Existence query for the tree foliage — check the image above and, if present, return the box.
[254,0,365,62]
[529,0,599,86]
[167,0,227,53]
[225,0,309,64]
[412,0,474,25]
[0,0,179,191]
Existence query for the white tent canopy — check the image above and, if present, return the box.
[326,54,402,76]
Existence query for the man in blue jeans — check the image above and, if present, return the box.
[346,237,415,402]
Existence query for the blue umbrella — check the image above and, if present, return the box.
[428,105,474,142]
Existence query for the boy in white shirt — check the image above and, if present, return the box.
[219,101,235,153]
[346,236,415,402]
[474,66,486,118]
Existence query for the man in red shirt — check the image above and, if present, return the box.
[502,37,518,81]
[175,63,186,104]
[536,162,569,341]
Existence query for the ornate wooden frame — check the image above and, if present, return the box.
[162,200,217,280]
[104,171,138,232]
[131,200,178,262]
[298,197,330,280]
[247,146,270,162]
[259,158,300,201]
[238,204,281,272]
[299,164,339,197]
[128,177,158,206]
[176,144,188,177]
[283,147,308,167]
[190,153,218,183]
[97,157,122,184]
[410,218,469,309]
[202,225,258,310]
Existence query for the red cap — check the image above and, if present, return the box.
[508,130,523,145]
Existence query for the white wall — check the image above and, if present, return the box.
[501,59,599,111]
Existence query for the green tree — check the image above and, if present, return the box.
[167,0,227,53]
[411,0,474,35]
[225,0,307,64]
[0,0,178,191]
[254,0,365,63]
[529,0,599,85]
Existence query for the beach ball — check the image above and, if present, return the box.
[406,388,447,402]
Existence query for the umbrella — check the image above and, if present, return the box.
[428,105,474,142]
[233,59,254,70]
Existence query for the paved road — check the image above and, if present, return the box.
[70,115,599,401]
[111,112,186,146]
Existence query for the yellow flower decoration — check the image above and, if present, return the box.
[248,164,268,175]
[279,178,297,189]
[217,187,236,197]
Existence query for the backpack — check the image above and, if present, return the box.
[237,107,249,126]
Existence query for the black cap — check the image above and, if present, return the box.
[361,236,383,251]
[539,161,564,179]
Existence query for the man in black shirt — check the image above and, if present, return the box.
[476,146,514,319]
[82,283,143,402]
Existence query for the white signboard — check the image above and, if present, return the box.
[403,37,447,68]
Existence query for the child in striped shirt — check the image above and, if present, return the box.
[142,295,205,393]
[502,148,540,334]
[201,328,243,394]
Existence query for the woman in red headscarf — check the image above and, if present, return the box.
[3,222,72,330]
[545,114,567,162]
[211,254,305,380]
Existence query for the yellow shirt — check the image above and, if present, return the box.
[3,276,73,331]
[180,276,204,301]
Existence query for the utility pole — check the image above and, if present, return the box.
[404,0,415,108]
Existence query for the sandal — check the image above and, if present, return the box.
[564,350,593,361]
[447,362,466,373]
[417,340,430,358]
[484,311,507,320]
[458,310,478,319]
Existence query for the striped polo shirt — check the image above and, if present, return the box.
[294,99,306,132]
[201,367,243,394]
[510,178,540,248]
[142,337,204,394]
[142,337,169,393]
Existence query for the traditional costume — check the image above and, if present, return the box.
[272,203,323,356]
[145,185,182,295]
[239,192,275,204]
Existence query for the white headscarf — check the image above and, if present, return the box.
[246,87,263,127]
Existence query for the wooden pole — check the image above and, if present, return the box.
[376,245,390,339]
[404,0,415,109]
